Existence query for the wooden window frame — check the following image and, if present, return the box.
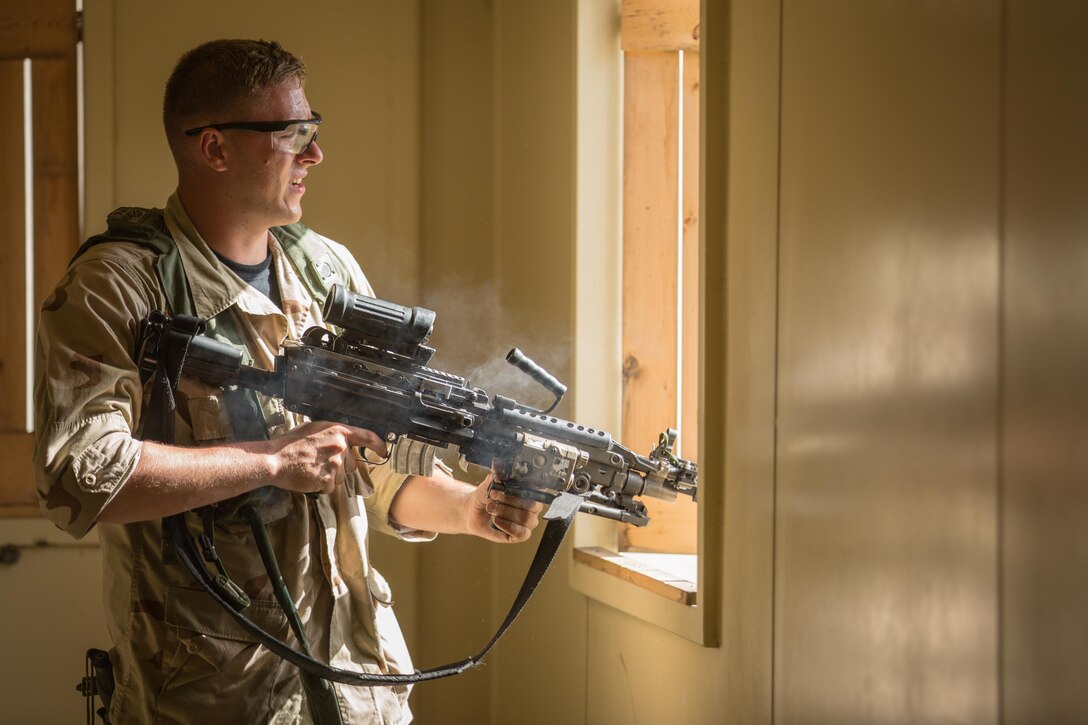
[570,0,718,646]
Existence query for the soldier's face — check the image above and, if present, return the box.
[225,82,323,228]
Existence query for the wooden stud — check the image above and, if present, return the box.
[621,0,700,53]
[33,58,80,314]
[0,61,27,435]
[620,51,698,554]
[680,51,700,465]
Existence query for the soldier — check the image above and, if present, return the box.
[35,38,542,723]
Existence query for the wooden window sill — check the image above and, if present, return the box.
[574,546,697,606]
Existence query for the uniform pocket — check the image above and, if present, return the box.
[187,395,235,443]
[368,567,414,702]
[160,586,289,694]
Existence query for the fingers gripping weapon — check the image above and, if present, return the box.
[137,285,698,526]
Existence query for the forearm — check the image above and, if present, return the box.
[97,440,275,524]
[388,468,544,543]
[97,420,384,525]
[388,469,475,535]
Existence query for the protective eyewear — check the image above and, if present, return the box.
[184,112,322,154]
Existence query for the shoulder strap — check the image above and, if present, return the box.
[75,207,195,317]
[270,222,352,306]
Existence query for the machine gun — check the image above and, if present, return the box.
[137,284,698,525]
[128,285,699,704]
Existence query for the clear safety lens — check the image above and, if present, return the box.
[271,121,319,154]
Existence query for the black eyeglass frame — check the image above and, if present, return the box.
[184,111,323,137]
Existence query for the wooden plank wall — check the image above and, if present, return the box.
[0,0,80,515]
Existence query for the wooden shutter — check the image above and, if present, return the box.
[0,0,81,515]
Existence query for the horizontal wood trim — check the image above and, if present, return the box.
[575,546,696,605]
[0,0,79,60]
[622,0,700,52]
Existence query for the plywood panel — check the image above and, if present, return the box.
[584,598,725,725]
[775,2,1000,722]
[1002,2,1088,721]
[486,2,586,723]
[719,0,781,716]
[0,62,27,434]
[413,3,497,719]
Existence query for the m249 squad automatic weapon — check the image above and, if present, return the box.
[138,283,698,526]
[131,284,697,704]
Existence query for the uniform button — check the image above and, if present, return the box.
[82,473,96,487]
[186,641,200,654]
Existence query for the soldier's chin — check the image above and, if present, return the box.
[277,202,304,225]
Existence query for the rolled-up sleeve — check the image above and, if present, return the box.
[33,246,162,538]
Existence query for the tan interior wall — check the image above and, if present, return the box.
[774,2,1001,720]
[8,1,1087,723]
[412,2,585,721]
[433,1,1088,724]
[1002,1,1088,721]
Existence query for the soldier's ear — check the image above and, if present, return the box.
[197,129,229,172]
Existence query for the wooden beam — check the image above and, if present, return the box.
[680,52,700,464]
[619,51,699,554]
[0,61,27,434]
[33,59,80,312]
[622,0,700,53]
[0,0,79,60]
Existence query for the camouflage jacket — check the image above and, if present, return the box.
[34,193,431,724]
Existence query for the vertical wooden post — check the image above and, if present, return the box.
[0,62,28,434]
[620,51,692,552]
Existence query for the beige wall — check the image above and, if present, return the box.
[434,1,1088,724]
[6,1,1088,723]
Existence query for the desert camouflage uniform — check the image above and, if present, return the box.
[34,193,432,724]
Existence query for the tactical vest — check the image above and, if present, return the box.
[76,206,350,319]
[76,206,353,492]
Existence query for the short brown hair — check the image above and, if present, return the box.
[163,39,306,150]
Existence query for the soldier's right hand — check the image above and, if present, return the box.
[267,421,388,495]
